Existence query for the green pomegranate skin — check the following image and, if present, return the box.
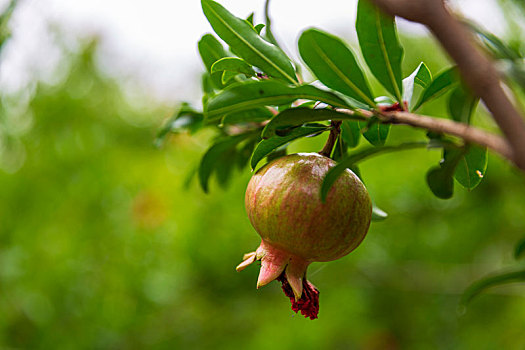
[245,153,372,262]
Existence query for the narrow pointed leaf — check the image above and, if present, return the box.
[266,148,288,163]
[215,148,237,188]
[413,64,432,88]
[156,104,203,146]
[454,145,487,190]
[211,57,256,77]
[201,73,215,96]
[331,135,348,162]
[221,108,274,125]
[202,0,297,84]
[298,28,375,106]
[198,133,253,193]
[237,138,259,170]
[403,62,432,109]
[414,67,458,110]
[198,34,228,89]
[221,71,238,84]
[334,92,372,111]
[426,166,454,199]
[467,21,521,60]
[246,12,254,24]
[359,121,390,147]
[254,24,265,35]
[356,0,404,102]
[264,0,280,48]
[448,85,478,124]
[205,80,351,121]
[262,107,364,139]
[341,120,361,148]
[461,269,525,306]
[426,147,464,199]
[251,124,329,169]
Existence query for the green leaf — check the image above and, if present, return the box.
[201,0,297,84]
[341,120,361,148]
[221,71,239,84]
[461,269,525,306]
[266,147,288,163]
[403,62,432,109]
[251,124,329,169]
[334,92,373,111]
[426,166,454,199]
[467,21,521,60]
[237,138,259,170]
[254,24,265,35]
[359,120,391,147]
[198,34,228,89]
[454,145,487,190]
[413,67,458,110]
[205,80,351,121]
[331,135,348,162]
[211,57,256,77]
[264,0,281,49]
[215,148,237,188]
[298,28,375,106]
[183,166,198,190]
[321,142,428,201]
[425,147,464,199]
[201,73,215,96]
[515,238,525,260]
[356,0,404,102]
[448,85,478,124]
[246,12,254,25]
[155,104,203,147]
[372,205,388,221]
[198,133,253,193]
[262,107,364,139]
[221,108,274,125]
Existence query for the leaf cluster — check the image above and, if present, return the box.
[158,0,492,211]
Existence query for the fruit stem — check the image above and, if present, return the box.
[319,120,342,158]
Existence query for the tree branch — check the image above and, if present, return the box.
[370,0,525,171]
[319,120,342,157]
[336,108,514,162]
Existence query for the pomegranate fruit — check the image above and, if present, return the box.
[237,153,372,319]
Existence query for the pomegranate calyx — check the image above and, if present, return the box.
[236,240,319,319]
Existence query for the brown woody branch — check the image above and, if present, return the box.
[369,0,525,171]
[319,120,342,157]
[335,108,514,161]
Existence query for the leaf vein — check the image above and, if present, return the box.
[205,3,297,85]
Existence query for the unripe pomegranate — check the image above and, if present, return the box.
[237,153,372,319]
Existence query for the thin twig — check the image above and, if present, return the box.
[336,108,514,162]
[319,120,342,157]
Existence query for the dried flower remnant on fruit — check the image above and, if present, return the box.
[277,273,319,320]
[237,153,372,319]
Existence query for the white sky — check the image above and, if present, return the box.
[0,0,508,105]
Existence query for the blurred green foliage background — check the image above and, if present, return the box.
[2,10,525,350]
